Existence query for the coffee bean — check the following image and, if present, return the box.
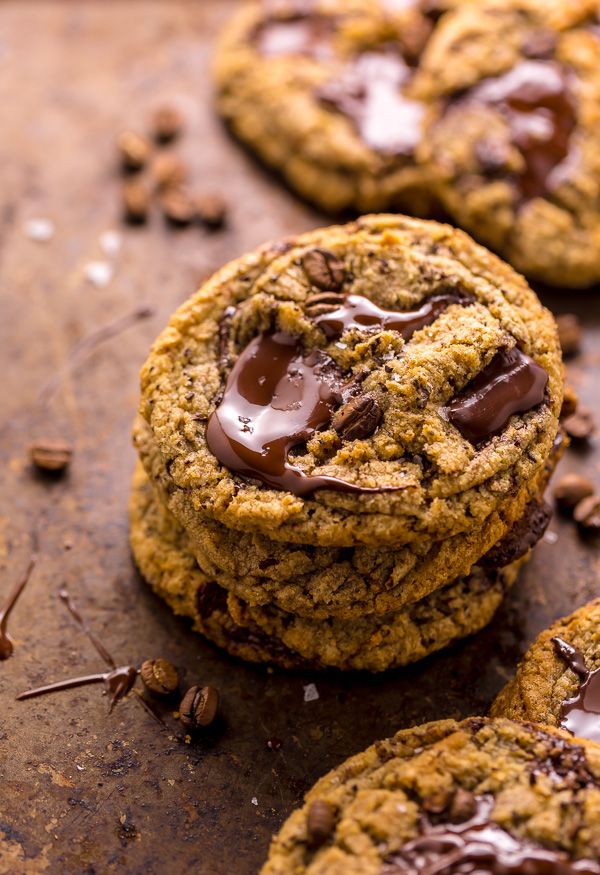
[556,314,582,357]
[553,473,594,510]
[151,104,183,143]
[563,406,595,441]
[306,800,335,849]
[151,153,187,190]
[118,130,151,171]
[123,179,150,223]
[140,659,178,696]
[574,495,600,531]
[179,685,219,731]
[449,789,477,823]
[160,186,196,226]
[302,249,345,292]
[196,193,228,229]
[304,292,344,318]
[266,738,282,751]
[29,440,72,472]
[333,395,382,441]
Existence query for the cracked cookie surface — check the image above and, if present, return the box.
[260,717,600,874]
[139,214,562,549]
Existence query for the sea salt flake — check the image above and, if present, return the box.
[303,683,319,703]
[99,230,122,257]
[251,797,258,806]
[24,218,55,242]
[544,530,558,545]
[84,261,114,288]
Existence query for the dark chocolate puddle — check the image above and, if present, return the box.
[0,555,37,660]
[382,795,600,874]
[445,346,548,446]
[17,589,162,723]
[552,636,600,744]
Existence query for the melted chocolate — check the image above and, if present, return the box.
[552,637,600,744]
[313,292,464,341]
[17,590,161,723]
[256,12,334,60]
[446,346,548,446]
[383,796,600,874]
[318,48,425,155]
[467,60,576,199]
[206,292,465,495]
[0,555,36,660]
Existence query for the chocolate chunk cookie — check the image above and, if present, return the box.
[414,0,600,287]
[491,598,600,744]
[260,717,600,874]
[214,0,444,215]
[133,413,560,618]
[138,214,562,549]
[130,462,526,671]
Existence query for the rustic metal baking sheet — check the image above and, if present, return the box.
[1,2,599,872]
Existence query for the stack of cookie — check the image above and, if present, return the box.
[214,0,600,287]
[130,214,563,671]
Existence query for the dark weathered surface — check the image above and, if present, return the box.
[1,3,599,873]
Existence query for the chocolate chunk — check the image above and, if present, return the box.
[332,395,382,441]
[560,385,578,420]
[196,581,228,619]
[302,249,345,292]
[481,500,552,569]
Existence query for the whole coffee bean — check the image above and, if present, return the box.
[151,153,187,190]
[563,407,595,441]
[302,249,345,292]
[553,473,594,511]
[556,313,582,357]
[140,659,178,696]
[306,800,335,849]
[574,495,600,531]
[304,292,344,318]
[179,685,219,731]
[160,186,196,226]
[196,193,228,229]
[29,440,72,472]
[449,789,477,824]
[333,395,382,441]
[151,104,183,143]
[123,179,150,223]
[560,385,578,420]
[118,130,150,171]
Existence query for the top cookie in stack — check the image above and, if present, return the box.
[131,214,563,670]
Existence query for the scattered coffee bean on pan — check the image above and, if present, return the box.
[179,685,219,731]
[151,153,187,190]
[160,186,196,226]
[553,473,595,510]
[196,193,228,229]
[574,495,600,531]
[123,179,150,223]
[140,659,178,696]
[556,313,582,357]
[118,130,150,171]
[562,406,595,441]
[151,105,183,143]
[29,440,72,472]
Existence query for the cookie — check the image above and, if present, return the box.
[130,462,526,671]
[260,717,600,874]
[214,0,442,215]
[134,413,560,619]
[414,0,600,287]
[138,214,562,550]
[491,598,600,744]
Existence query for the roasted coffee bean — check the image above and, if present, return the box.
[266,737,282,751]
[123,179,150,223]
[304,292,344,318]
[306,800,335,849]
[302,249,345,292]
[560,384,578,420]
[554,473,595,510]
[151,104,183,143]
[449,789,477,824]
[151,153,187,190]
[179,685,219,731]
[556,313,582,357]
[422,788,452,814]
[29,440,72,472]
[563,406,595,441]
[160,186,196,226]
[118,130,150,171]
[196,193,228,229]
[333,396,382,441]
[574,495,600,531]
[140,659,178,696]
